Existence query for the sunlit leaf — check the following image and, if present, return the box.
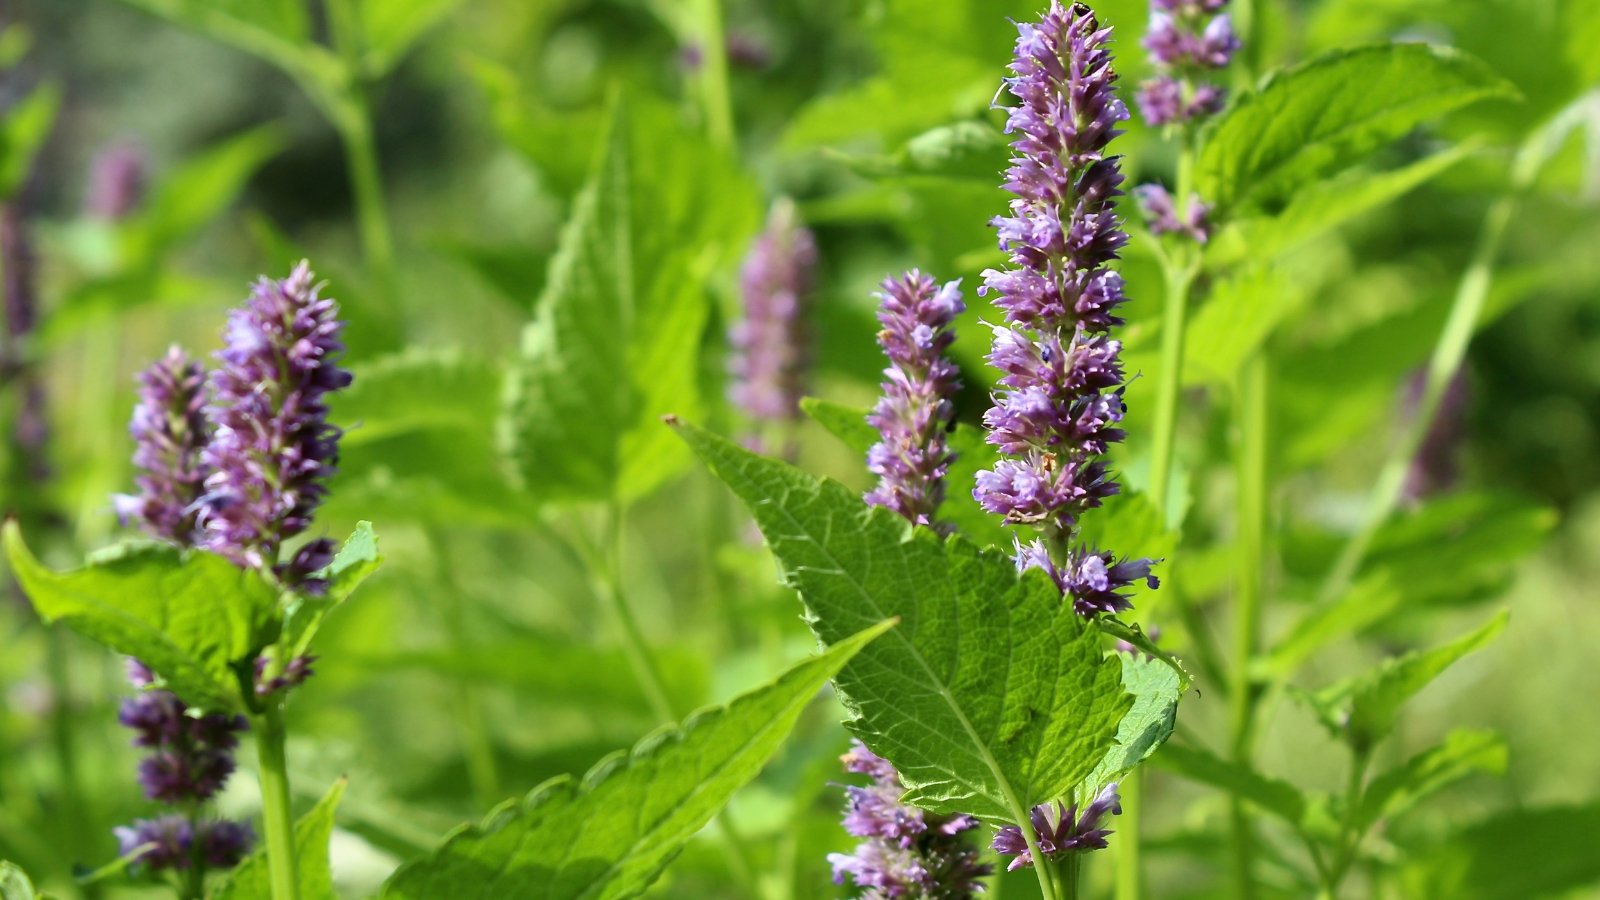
[216,778,347,900]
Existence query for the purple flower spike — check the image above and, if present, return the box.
[201,261,351,586]
[1133,184,1211,243]
[829,741,991,898]
[114,814,195,870]
[865,271,966,531]
[974,2,1158,617]
[1136,0,1239,128]
[992,783,1123,870]
[118,346,211,545]
[728,202,818,440]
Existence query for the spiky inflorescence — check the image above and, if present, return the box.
[728,202,818,440]
[200,261,351,589]
[865,271,966,530]
[829,741,992,898]
[116,347,211,544]
[992,784,1122,871]
[1135,0,1238,127]
[972,1,1159,617]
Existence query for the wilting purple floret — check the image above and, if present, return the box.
[115,814,194,869]
[830,741,991,898]
[117,347,211,545]
[1133,184,1212,243]
[992,783,1123,870]
[974,2,1158,617]
[728,203,818,432]
[864,271,965,530]
[1136,0,1237,127]
[200,261,351,586]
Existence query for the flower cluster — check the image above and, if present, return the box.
[117,347,210,544]
[1133,183,1212,243]
[728,202,818,443]
[973,1,1159,617]
[992,784,1123,871]
[115,661,253,873]
[829,741,991,898]
[1136,0,1239,127]
[201,261,352,589]
[864,271,965,530]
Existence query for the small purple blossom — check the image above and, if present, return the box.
[114,814,194,870]
[974,2,1158,617]
[865,271,965,530]
[255,654,317,696]
[200,261,351,586]
[728,203,818,437]
[830,741,991,898]
[117,347,211,544]
[992,784,1123,870]
[86,143,147,221]
[1133,184,1212,243]
[118,686,246,803]
[1136,0,1238,127]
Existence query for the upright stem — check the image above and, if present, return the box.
[1059,852,1083,900]
[1228,351,1270,900]
[1147,261,1194,520]
[1114,773,1143,900]
[325,0,397,293]
[254,703,300,900]
[692,0,736,152]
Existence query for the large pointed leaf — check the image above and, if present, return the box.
[502,98,758,504]
[1083,654,1182,796]
[677,422,1133,821]
[216,779,347,900]
[3,523,277,711]
[380,620,893,900]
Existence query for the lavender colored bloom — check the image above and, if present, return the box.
[1136,0,1238,127]
[255,654,317,696]
[728,203,817,435]
[200,261,351,587]
[974,2,1158,617]
[86,143,147,221]
[1133,184,1211,243]
[830,741,991,898]
[864,271,965,530]
[992,783,1123,870]
[118,347,211,544]
[120,688,246,803]
[198,820,255,868]
[114,814,194,869]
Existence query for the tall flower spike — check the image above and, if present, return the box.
[974,1,1159,618]
[728,201,818,447]
[865,271,965,530]
[1135,0,1238,127]
[829,741,992,898]
[117,347,211,544]
[201,261,352,588]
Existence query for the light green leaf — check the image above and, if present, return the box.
[281,522,382,660]
[0,861,38,900]
[116,0,340,100]
[337,349,500,447]
[501,97,758,504]
[800,397,878,454]
[1198,43,1516,207]
[0,82,59,198]
[677,422,1133,820]
[380,620,894,900]
[1308,611,1508,750]
[1402,803,1600,900]
[1153,744,1307,827]
[358,0,462,76]
[3,523,277,711]
[1357,729,1506,831]
[217,778,347,900]
[1083,653,1182,796]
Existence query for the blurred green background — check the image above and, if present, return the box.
[2,0,1598,897]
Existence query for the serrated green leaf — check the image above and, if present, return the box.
[501,97,758,504]
[677,422,1133,821]
[380,619,893,900]
[1198,43,1516,207]
[1152,744,1307,827]
[1402,803,1600,900]
[1083,653,1182,795]
[216,778,346,900]
[2,523,277,711]
[1309,611,1508,750]
[358,0,461,76]
[0,82,58,198]
[0,862,37,900]
[281,523,382,660]
[1357,729,1506,831]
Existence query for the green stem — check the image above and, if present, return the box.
[325,0,397,290]
[427,526,501,808]
[1114,772,1142,900]
[1315,175,1523,606]
[692,0,736,151]
[254,703,299,900]
[1228,351,1270,900]
[1059,852,1082,900]
[1148,260,1194,519]
[1324,748,1372,894]
[46,626,96,893]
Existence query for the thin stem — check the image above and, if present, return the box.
[1147,260,1194,519]
[1325,747,1372,894]
[692,0,736,151]
[1114,772,1143,900]
[1059,852,1083,900]
[254,703,300,900]
[325,0,397,291]
[1228,351,1270,900]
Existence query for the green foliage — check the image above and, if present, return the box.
[1198,43,1516,208]
[2,523,277,711]
[216,778,347,900]
[1402,803,1600,899]
[280,522,382,660]
[0,862,40,900]
[1083,654,1182,796]
[356,0,462,77]
[0,82,58,199]
[1152,744,1308,827]
[1357,729,1506,831]
[502,97,759,505]
[380,620,893,900]
[338,350,500,448]
[677,422,1138,821]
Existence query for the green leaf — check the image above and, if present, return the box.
[1402,803,1600,900]
[358,0,461,77]
[1153,744,1307,827]
[216,778,347,900]
[676,422,1133,820]
[2,523,278,711]
[0,82,59,198]
[116,0,340,99]
[1308,611,1508,750]
[1357,729,1506,832]
[501,97,758,504]
[1206,144,1473,267]
[0,862,38,900]
[1083,653,1182,796]
[800,397,878,454]
[337,349,500,447]
[380,619,894,900]
[1197,43,1516,207]
[280,522,382,661]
